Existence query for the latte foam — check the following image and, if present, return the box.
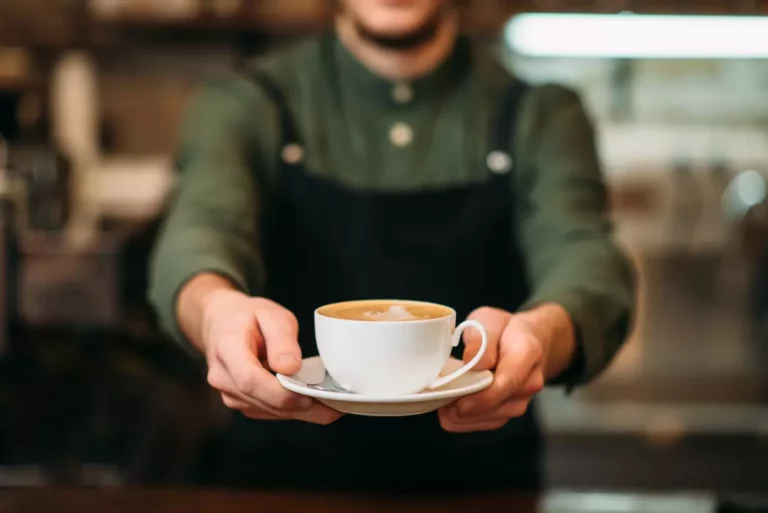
[361,305,417,321]
[318,300,452,322]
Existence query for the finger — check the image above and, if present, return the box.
[499,399,530,418]
[215,334,310,411]
[228,391,310,418]
[438,408,508,433]
[241,409,282,420]
[253,302,303,375]
[220,392,278,417]
[226,393,342,425]
[213,356,344,426]
[291,403,345,425]
[463,307,509,371]
[441,419,508,433]
[456,335,543,414]
[222,390,340,425]
[220,394,282,420]
[214,369,312,417]
[446,398,531,424]
[220,392,253,411]
[208,364,261,403]
[438,404,468,425]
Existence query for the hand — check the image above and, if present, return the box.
[438,304,574,433]
[201,289,342,425]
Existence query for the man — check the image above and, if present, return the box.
[149,0,636,492]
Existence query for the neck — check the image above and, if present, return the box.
[336,11,459,82]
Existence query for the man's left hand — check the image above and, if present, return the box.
[438,304,574,433]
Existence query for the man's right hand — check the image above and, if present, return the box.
[180,274,342,425]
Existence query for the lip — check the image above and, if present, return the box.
[315,299,455,324]
[378,0,417,6]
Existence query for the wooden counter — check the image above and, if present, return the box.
[0,489,539,513]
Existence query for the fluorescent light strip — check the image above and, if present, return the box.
[506,13,768,59]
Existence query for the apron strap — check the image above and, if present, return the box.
[249,63,531,177]
[248,71,305,168]
[487,78,531,175]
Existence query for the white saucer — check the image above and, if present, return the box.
[276,356,493,417]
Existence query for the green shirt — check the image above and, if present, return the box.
[149,33,636,387]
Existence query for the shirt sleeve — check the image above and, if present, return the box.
[516,83,638,388]
[148,75,278,348]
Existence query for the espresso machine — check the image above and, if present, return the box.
[0,51,174,355]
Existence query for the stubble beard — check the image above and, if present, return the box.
[350,6,446,51]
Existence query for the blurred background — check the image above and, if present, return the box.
[0,0,767,495]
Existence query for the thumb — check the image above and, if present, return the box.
[254,305,303,375]
[463,307,509,371]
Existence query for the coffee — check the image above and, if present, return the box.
[318,300,451,322]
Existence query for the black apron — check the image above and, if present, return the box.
[215,53,543,493]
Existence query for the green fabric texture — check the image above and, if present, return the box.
[149,33,636,386]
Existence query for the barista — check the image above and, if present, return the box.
[149,0,636,492]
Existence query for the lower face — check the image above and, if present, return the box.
[338,0,450,45]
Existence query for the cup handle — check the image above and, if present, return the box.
[427,320,488,390]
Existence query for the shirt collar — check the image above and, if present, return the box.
[329,31,472,108]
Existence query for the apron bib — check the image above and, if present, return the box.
[216,55,543,493]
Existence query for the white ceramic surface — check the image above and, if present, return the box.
[314,300,488,396]
[277,356,494,417]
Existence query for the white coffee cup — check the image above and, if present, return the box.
[315,300,489,396]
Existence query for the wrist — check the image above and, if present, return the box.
[177,273,243,353]
[521,303,576,380]
[199,276,241,310]
[519,303,567,339]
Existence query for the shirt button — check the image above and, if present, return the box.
[389,122,414,147]
[392,82,414,104]
[281,143,304,165]
[487,150,513,174]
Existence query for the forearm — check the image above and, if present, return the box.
[516,84,636,387]
[148,77,275,350]
[177,273,241,354]
[148,224,257,349]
